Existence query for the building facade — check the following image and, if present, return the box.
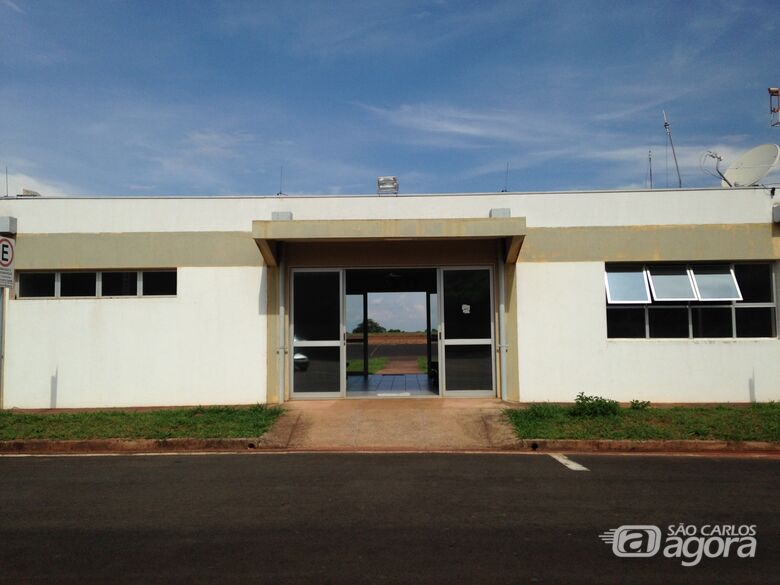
[1,187,778,409]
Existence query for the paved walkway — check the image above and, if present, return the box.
[261,398,520,450]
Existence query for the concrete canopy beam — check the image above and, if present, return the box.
[251,217,527,264]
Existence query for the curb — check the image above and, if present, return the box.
[0,437,777,455]
[512,439,780,454]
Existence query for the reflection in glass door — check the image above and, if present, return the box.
[290,270,344,397]
[439,268,495,395]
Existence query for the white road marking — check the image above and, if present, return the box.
[549,453,590,471]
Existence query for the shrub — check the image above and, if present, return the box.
[570,392,620,417]
[630,400,651,411]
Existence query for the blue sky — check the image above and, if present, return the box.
[2,0,779,197]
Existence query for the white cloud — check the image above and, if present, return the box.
[2,173,80,197]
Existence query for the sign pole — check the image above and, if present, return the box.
[0,217,17,410]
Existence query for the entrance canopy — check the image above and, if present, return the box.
[252,217,526,266]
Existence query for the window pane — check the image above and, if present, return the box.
[648,307,689,338]
[605,267,650,303]
[18,272,55,297]
[60,272,96,297]
[648,267,696,301]
[142,271,177,295]
[691,266,741,301]
[293,346,340,393]
[734,264,773,303]
[443,270,491,339]
[293,272,340,341]
[692,307,733,338]
[444,345,493,391]
[102,271,138,296]
[736,307,776,338]
[607,307,646,338]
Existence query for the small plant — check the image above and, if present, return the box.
[630,400,651,411]
[525,402,566,420]
[569,392,620,417]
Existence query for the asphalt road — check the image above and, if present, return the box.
[0,453,777,584]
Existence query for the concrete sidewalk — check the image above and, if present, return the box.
[262,398,519,450]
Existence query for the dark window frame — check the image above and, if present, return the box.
[606,262,776,339]
[15,269,177,299]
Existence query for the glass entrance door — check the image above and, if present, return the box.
[439,267,495,395]
[290,269,344,397]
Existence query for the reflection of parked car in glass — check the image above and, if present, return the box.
[293,352,309,371]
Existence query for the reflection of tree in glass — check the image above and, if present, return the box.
[352,319,386,334]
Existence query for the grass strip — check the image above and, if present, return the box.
[346,357,389,374]
[0,404,283,441]
[505,402,780,442]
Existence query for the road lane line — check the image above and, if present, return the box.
[549,453,590,471]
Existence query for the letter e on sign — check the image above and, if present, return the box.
[0,237,15,288]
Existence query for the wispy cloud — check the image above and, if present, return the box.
[1,0,25,14]
[2,173,80,197]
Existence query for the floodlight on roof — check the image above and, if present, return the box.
[377,176,398,195]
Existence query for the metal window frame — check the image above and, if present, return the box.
[604,267,651,304]
[690,264,743,302]
[646,266,698,302]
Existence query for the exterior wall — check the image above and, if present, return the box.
[4,267,268,408]
[516,262,780,403]
[0,187,773,234]
[0,187,777,407]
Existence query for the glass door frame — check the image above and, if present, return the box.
[438,266,496,397]
[289,268,346,399]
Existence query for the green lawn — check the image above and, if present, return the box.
[0,404,283,440]
[346,357,389,374]
[505,401,780,442]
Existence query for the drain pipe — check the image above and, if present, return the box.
[497,248,508,401]
[277,245,286,405]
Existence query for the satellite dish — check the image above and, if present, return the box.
[721,144,780,187]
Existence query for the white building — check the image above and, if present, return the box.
[0,187,778,409]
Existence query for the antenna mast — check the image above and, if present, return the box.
[663,110,682,188]
[501,161,509,192]
[647,149,653,189]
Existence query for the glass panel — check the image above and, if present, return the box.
[444,345,493,391]
[734,264,773,303]
[692,307,733,338]
[691,266,741,301]
[142,271,177,295]
[605,267,650,304]
[648,307,689,338]
[647,267,696,301]
[443,270,491,339]
[736,307,776,338]
[102,271,138,296]
[18,272,55,297]
[293,272,340,341]
[60,272,97,297]
[346,294,365,374]
[292,346,340,393]
[606,307,646,338]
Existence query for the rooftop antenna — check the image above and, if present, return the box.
[702,151,730,186]
[4,166,7,198]
[277,165,285,196]
[646,149,653,189]
[663,110,682,188]
[769,87,780,127]
[500,161,509,192]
